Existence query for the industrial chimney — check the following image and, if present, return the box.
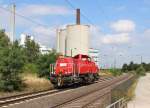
[76,9,80,25]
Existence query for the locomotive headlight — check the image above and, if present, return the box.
[60,63,67,67]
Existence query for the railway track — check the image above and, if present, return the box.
[50,74,131,108]
[0,75,130,108]
[0,89,64,107]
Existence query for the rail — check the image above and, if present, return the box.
[0,74,132,108]
[0,89,69,107]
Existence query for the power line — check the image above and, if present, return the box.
[0,6,50,28]
[64,0,76,9]
[96,0,109,20]
[64,0,95,25]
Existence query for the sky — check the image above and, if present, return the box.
[0,0,150,68]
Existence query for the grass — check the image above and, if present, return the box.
[0,73,53,98]
[100,68,123,77]
[111,76,138,102]
[126,78,138,101]
[99,69,113,77]
[22,73,53,92]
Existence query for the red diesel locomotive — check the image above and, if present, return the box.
[50,54,99,87]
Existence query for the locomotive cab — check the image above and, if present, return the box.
[55,57,74,76]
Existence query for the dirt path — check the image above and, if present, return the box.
[128,73,150,108]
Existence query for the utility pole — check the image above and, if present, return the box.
[141,56,143,64]
[11,4,16,43]
[114,57,116,70]
[136,55,143,64]
[56,29,60,53]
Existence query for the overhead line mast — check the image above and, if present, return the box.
[11,4,15,43]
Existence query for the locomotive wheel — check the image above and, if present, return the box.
[88,73,94,83]
[57,73,64,88]
[54,77,63,88]
[94,73,100,80]
[57,77,63,87]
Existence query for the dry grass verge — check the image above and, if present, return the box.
[111,76,138,102]
[0,73,53,98]
[126,78,138,100]
[99,70,113,77]
[22,73,53,92]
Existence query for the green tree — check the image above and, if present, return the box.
[128,61,134,71]
[0,29,10,48]
[24,37,40,63]
[127,61,139,71]
[146,63,150,72]
[37,50,58,78]
[122,63,128,72]
[0,40,25,91]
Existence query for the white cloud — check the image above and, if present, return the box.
[32,26,56,37]
[110,20,135,32]
[143,29,150,37]
[90,25,131,47]
[18,4,72,17]
[90,25,103,47]
[0,4,70,45]
[101,33,130,44]
[0,5,11,33]
[90,25,101,36]
[31,26,56,47]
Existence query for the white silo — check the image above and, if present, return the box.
[59,29,67,55]
[66,24,90,56]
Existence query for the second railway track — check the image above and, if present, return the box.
[50,74,131,108]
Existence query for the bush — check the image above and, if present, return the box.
[0,30,57,92]
[122,64,128,73]
[109,68,122,76]
[0,77,24,91]
[22,63,38,74]
[37,51,58,78]
[136,65,146,76]
[0,41,25,91]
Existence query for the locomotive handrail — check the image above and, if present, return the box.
[50,62,98,76]
[50,63,55,76]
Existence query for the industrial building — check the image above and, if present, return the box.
[56,29,67,56]
[20,34,34,46]
[66,24,89,56]
[39,44,52,55]
[56,9,90,57]
[88,48,100,67]
[56,9,100,66]
[20,34,51,54]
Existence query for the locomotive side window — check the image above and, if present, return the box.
[81,58,87,61]
[60,63,67,67]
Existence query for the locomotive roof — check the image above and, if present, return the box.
[73,54,90,59]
